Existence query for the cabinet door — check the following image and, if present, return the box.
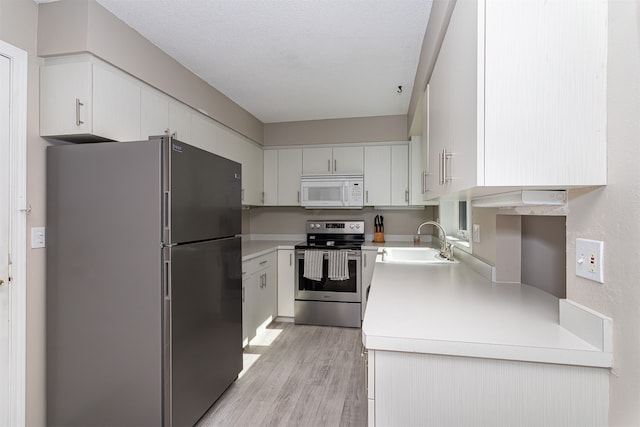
[483,0,606,186]
[277,249,295,317]
[263,150,278,206]
[333,146,364,174]
[364,146,391,206]
[240,141,264,205]
[427,45,450,198]
[253,253,277,333]
[190,113,217,153]
[278,149,303,205]
[141,88,169,139]
[409,136,425,205]
[241,272,252,347]
[92,64,141,141]
[168,101,191,143]
[302,147,333,174]
[445,0,478,193]
[264,260,277,320]
[40,61,93,137]
[391,145,409,206]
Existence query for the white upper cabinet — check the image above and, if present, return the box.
[141,87,169,139]
[263,150,279,206]
[427,0,607,198]
[364,146,391,206]
[364,144,409,206]
[391,144,409,206]
[41,57,141,142]
[168,101,191,143]
[302,146,364,175]
[277,149,303,205]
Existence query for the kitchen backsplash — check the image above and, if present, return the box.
[244,206,436,237]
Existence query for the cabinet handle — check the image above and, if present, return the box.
[242,286,245,303]
[297,191,300,203]
[439,150,444,185]
[259,260,267,265]
[405,189,409,203]
[364,253,367,268]
[261,191,265,204]
[289,253,292,266]
[334,159,337,172]
[443,149,453,184]
[366,190,369,204]
[241,188,245,201]
[75,98,84,126]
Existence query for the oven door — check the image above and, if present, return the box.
[295,250,361,303]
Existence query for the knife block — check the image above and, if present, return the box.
[373,232,385,243]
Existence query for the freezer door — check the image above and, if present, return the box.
[169,236,243,427]
[168,139,242,243]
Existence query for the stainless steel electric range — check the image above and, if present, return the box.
[294,220,364,328]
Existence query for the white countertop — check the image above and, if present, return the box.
[362,261,612,368]
[241,239,302,261]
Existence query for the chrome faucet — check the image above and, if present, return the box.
[416,221,454,261]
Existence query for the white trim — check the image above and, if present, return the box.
[0,39,28,427]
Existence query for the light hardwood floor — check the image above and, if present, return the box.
[198,322,367,427]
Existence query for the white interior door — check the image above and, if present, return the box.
[0,53,12,425]
[0,40,27,427]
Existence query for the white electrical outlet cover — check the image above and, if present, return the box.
[575,238,604,283]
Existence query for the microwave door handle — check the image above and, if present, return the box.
[344,182,349,205]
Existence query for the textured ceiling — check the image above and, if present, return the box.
[95,0,432,124]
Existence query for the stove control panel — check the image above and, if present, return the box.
[306,220,364,234]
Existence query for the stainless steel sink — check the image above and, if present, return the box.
[380,247,459,264]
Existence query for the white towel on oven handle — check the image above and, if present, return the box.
[328,250,349,281]
[303,250,324,281]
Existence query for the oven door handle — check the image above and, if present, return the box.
[296,249,361,258]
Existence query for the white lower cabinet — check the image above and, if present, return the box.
[242,252,277,346]
[277,249,295,318]
[367,349,609,427]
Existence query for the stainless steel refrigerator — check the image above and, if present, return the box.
[46,136,243,427]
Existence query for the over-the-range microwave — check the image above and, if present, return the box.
[300,175,364,208]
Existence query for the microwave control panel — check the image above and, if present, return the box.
[350,182,363,203]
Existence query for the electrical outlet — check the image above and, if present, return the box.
[576,238,604,283]
[31,227,46,249]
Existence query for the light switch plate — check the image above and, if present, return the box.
[576,238,604,283]
[31,227,46,249]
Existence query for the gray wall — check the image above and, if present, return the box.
[565,1,640,423]
[248,206,435,237]
[521,216,566,299]
[264,115,408,146]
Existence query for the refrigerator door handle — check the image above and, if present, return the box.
[163,260,171,298]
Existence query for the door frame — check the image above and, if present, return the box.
[0,39,27,427]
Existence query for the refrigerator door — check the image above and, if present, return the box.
[47,141,164,426]
[169,236,243,427]
[168,139,242,243]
